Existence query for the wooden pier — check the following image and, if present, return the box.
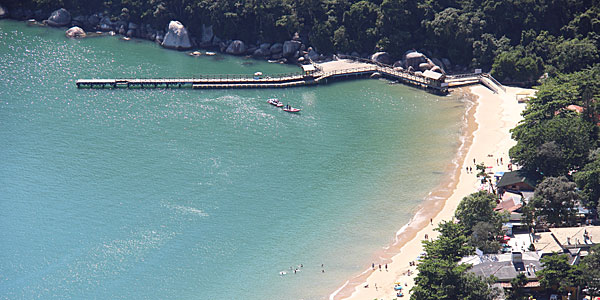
[76,59,503,94]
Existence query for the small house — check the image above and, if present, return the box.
[497,170,539,193]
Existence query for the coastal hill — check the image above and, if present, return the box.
[1,0,599,86]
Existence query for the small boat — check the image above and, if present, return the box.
[283,105,301,113]
[267,98,284,107]
[205,51,216,56]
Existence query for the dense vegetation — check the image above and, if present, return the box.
[411,220,499,300]
[510,65,600,220]
[3,0,600,84]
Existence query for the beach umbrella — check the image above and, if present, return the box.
[503,235,511,241]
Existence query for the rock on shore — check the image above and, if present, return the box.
[225,40,246,55]
[65,26,86,38]
[46,8,71,27]
[161,20,192,50]
[371,52,392,65]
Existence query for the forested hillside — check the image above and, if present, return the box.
[2,0,600,83]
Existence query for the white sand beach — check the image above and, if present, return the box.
[333,84,533,300]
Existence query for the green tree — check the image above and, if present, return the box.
[574,149,600,211]
[530,176,579,227]
[538,253,573,294]
[471,221,502,254]
[491,48,543,84]
[411,221,498,300]
[455,191,503,234]
[581,245,600,298]
[507,273,529,300]
[550,38,600,73]
[423,221,472,261]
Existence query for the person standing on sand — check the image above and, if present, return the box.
[379,264,381,271]
[372,263,375,270]
[385,264,388,271]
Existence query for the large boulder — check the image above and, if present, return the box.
[46,8,71,27]
[419,62,434,71]
[269,43,283,54]
[371,52,392,65]
[282,40,301,57]
[225,40,247,55]
[71,15,86,27]
[201,24,214,45]
[87,14,100,28]
[405,51,428,69]
[161,20,192,50]
[0,5,8,19]
[65,26,86,38]
[307,47,319,61]
[99,16,113,31]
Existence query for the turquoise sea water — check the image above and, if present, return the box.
[0,20,466,299]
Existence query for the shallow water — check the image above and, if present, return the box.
[0,20,465,299]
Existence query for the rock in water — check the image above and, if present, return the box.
[371,52,392,65]
[161,20,192,50]
[225,40,247,55]
[46,8,71,27]
[65,26,86,38]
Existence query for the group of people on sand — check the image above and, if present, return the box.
[371,263,388,271]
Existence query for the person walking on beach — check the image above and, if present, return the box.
[379,264,381,271]
[385,264,388,271]
[372,263,375,270]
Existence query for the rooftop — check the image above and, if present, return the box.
[532,225,600,254]
[463,252,543,281]
[497,170,539,189]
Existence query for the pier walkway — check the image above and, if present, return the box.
[76,59,503,94]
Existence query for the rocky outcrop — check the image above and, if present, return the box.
[419,62,434,71]
[201,24,214,45]
[0,5,8,19]
[65,26,86,38]
[225,40,247,55]
[161,20,192,50]
[371,52,392,65]
[252,43,271,57]
[404,51,427,69]
[71,15,86,28]
[307,47,319,61]
[269,43,283,54]
[282,40,301,57]
[46,8,71,27]
[99,16,113,31]
[127,22,138,37]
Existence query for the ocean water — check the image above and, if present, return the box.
[0,20,466,299]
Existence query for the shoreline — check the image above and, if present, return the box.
[333,84,530,300]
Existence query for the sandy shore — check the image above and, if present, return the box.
[332,84,533,300]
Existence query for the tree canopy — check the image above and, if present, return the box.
[4,0,600,82]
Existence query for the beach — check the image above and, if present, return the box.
[333,84,533,300]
